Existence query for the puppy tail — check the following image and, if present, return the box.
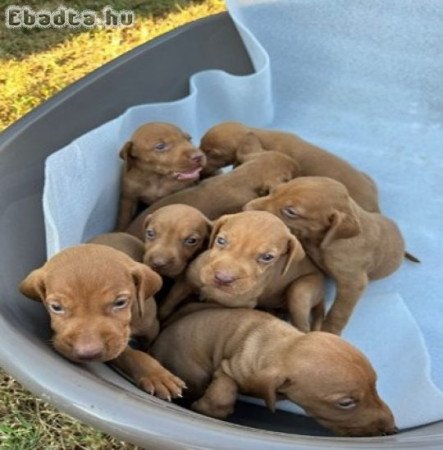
[404,251,420,263]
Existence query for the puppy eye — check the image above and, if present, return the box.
[154,142,168,152]
[113,297,129,310]
[336,398,358,410]
[281,206,300,219]
[258,253,275,263]
[215,236,227,247]
[145,228,156,240]
[184,134,192,142]
[184,236,199,246]
[48,302,65,315]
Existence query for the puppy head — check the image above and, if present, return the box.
[198,211,304,307]
[19,244,162,363]
[142,204,212,278]
[199,122,250,175]
[244,177,361,247]
[252,332,397,437]
[241,151,300,196]
[120,122,206,181]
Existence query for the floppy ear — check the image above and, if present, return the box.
[203,217,213,239]
[18,267,47,302]
[119,141,134,170]
[131,263,163,318]
[247,370,292,412]
[282,235,305,276]
[208,215,230,248]
[236,132,264,163]
[320,209,361,249]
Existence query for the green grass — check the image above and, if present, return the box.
[0,0,225,448]
[0,0,225,131]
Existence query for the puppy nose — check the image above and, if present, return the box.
[73,343,104,361]
[214,270,236,285]
[191,153,204,165]
[151,256,169,269]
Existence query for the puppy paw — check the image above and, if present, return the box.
[138,369,186,401]
[191,397,234,419]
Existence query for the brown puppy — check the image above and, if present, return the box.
[19,244,185,400]
[159,211,325,332]
[117,122,206,230]
[151,306,397,437]
[245,177,406,334]
[126,151,300,237]
[200,122,380,212]
[89,232,145,262]
[141,205,212,278]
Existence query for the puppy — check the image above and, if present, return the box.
[158,211,325,332]
[141,204,212,278]
[245,177,407,334]
[19,244,185,400]
[200,122,380,213]
[89,232,145,262]
[117,122,206,230]
[125,150,300,237]
[151,306,397,437]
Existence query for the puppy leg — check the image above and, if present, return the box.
[158,276,194,321]
[321,273,368,335]
[113,346,186,400]
[191,367,238,419]
[285,273,325,333]
[117,194,137,231]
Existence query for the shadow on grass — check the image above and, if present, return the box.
[0,0,210,59]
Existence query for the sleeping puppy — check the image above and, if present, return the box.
[19,244,185,400]
[117,122,206,230]
[141,204,212,278]
[200,121,380,213]
[125,150,300,237]
[245,177,407,334]
[158,211,325,332]
[151,305,397,437]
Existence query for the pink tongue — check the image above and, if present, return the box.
[176,167,202,180]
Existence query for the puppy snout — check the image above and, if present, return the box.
[73,342,104,361]
[150,256,170,270]
[214,270,236,285]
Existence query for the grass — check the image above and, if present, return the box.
[0,0,226,131]
[0,0,225,448]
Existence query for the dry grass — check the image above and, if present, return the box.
[0,1,225,448]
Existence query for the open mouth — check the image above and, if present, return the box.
[173,166,203,181]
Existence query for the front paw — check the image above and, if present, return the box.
[191,396,234,419]
[138,369,186,401]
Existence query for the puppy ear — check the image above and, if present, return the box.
[247,370,292,412]
[320,209,361,249]
[19,267,46,301]
[282,235,305,276]
[236,132,264,163]
[131,263,163,318]
[203,217,213,239]
[119,141,134,170]
[208,215,230,248]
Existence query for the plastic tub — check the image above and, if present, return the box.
[1,12,442,449]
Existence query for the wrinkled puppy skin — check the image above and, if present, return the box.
[117,122,206,230]
[200,121,380,213]
[152,306,397,437]
[245,176,407,334]
[158,210,325,332]
[19,244,186,401]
